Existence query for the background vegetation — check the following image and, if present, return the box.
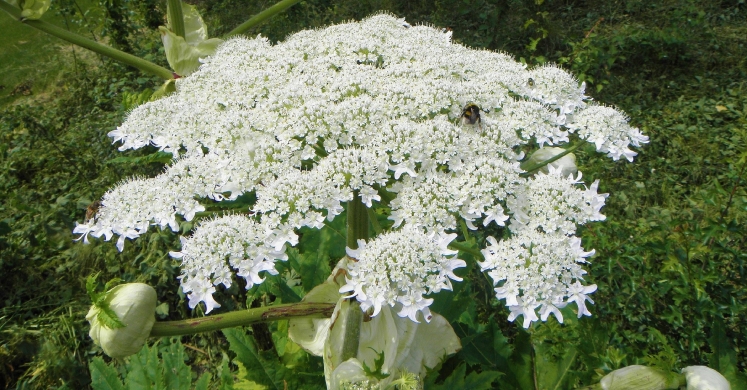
[1,0,745,388]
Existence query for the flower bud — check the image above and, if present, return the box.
[682,366,730,390]
[522,147,578,177]
[600,365,681,390]
[19,0,51,20]
[86,283,157,358]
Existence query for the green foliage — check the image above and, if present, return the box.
[425,363,502,390]
[89,338,224,389]
[1,0,746,388]
[223,327,325,389]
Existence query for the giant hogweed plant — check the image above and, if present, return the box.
[12,0,730,388]
[67,13,656,388]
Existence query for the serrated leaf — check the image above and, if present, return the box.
[87,273,101,302]
[89,357,125,390]
[298,252,331,293]
[105,278,122,292]
[362,349,389,380]
[298,217,347,261]
[223,327,289,390]
[534,340,577,390]
[161,338,191,389]
[97,305,126,329]
[707,315,747,387]
[425,363,501,390]
[194,373,211,390]
[219,353,235,390]
[124,343,162,390]
[507,329,534,390]
[455,310,512,372]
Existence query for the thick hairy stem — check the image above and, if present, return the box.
[340,190,369,361]
[166,0,185,38]
[149,302,334,337]
[0,1,173,80]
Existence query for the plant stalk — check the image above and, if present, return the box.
[224,0,303,38]
[166,0,186,38]
[340,190,369,361]
[149,302,334,337]
[0,1,173,80]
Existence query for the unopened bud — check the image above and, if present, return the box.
[523,147,578,177]
[86,283,157,358]
[600,365,681,390]
[682,366,730,390]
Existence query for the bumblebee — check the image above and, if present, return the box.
[85,200,101,222]
[461,103,482,127]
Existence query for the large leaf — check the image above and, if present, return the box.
[507,329,534,390]
[288,249,331,293]
[454,304,512,372]
[161,339,192,389]
[89,357,125,390]
[124,343,163,390]
[534,340,577,390]
[425,363,502,390]
[708,315,747,388]
[223,327,290,390]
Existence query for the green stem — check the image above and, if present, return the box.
[0,1,173,80]
[448,240,485,261]
[519,142,584,178]
[166,0,186,38]
[149,302,334,337]
[346,190,370,249]
[340,190,369,361]
[224,0,303,38]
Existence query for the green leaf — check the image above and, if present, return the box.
[161,338,191,390]
[107,152,174,166]
[507,329,534,390]
[534,340,577,390]
[194,374,211,390]
[298,216,347,261]
[104,278,123,292]
[297,251,331,293]
[89,357,125,390]
[454,305,512,372]
[124,343,162,390]
[361,349,389,380]
[425,363,501,390]
[219,353,235,390]
[708,315,747,388]
[223,327,289,390]
[97,305,126,329]
[87,273,101,303]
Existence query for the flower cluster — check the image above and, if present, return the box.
[74,14,646,324]
[342,229,465,322]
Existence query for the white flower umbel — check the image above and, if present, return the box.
[479,230,597,328]
[341,228,465,322]
[75,14,645,319]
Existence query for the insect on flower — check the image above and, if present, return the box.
[460,103,481,128]
[85,200,101,222]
